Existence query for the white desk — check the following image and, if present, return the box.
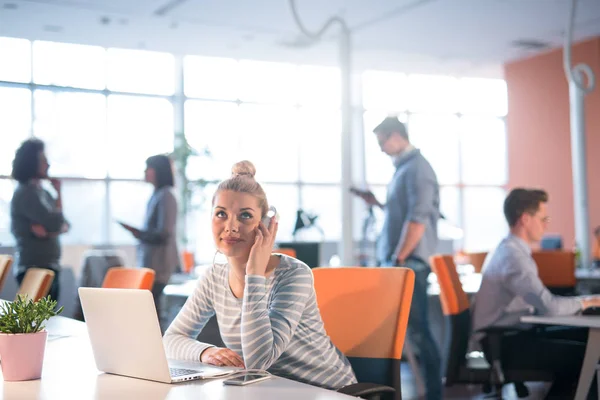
[0,316,354,400]
[521,315,600,400]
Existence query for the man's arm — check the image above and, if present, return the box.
[394,167,437,263]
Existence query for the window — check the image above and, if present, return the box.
[107,95,174,179]
[297,66,340,108]
[0,87,31,175]
[33,90,107,178]
[301,185,341,241]
[61,181,106,245]
[0,180,16,246]
[107,48,175,95]
[237,104,299,182]
[363,70,508,252]
[109,181,154,245]
[184,56,239,100]
[298,109,341,183]
[238,60,298,105]
[460,116,507,185]
[263,184,299,242]
[33,41,105,90]
[0,37,31,83]
[463,187,507,251]
[408,114,460,185]
[184,100,240,181]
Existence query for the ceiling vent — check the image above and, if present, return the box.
[511,39,552,51]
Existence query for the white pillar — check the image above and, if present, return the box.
[339,27,354,266]
[569,69,591,268]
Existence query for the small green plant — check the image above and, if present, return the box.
[0,295,63,334]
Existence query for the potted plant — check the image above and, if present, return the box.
[172,131,214,273]
[0,295,63,381]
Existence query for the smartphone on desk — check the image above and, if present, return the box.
[222,373,272,386]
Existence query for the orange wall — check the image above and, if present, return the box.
[504,37,600,250]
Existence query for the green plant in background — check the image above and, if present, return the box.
[171,131,215,248]
[0,295,63,334]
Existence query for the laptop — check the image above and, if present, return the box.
[79,287,238,383]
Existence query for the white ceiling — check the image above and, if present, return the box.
[1,0,599,78]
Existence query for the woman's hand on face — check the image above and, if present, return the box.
[200,347,245,368]
[246,218,278,276]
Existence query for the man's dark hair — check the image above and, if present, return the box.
[373,116,409,140]
[146,154,174,189]
[12,139,45,184]
[503,188,548,227]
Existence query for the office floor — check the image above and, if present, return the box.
[400,363,552,400]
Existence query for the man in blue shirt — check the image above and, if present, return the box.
[352,116,442,400]
[473,188,600,396]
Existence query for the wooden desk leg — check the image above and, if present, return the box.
[575,328,600,400]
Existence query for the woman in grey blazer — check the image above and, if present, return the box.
[120,154,180,321]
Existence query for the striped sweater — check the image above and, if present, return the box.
[163,255,357,389]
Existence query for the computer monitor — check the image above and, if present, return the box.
[276,242,320,268]
[540,235,563,250]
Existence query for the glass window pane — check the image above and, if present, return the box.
[0,179,16,246]
[438,186,463,241]
[362,70,407,112]
[463,187,507,252]
[298,108,341,183]
[184,56,239,100]
[109,181,154,245]
[238,60,298,104]
[460,117,507,185]
[189,183,218,264]
[263,184,299,243]
[408,114,460,185]
[107,48,175,95]
[459,78,508,116]
[33,41,105,89]
[0,87,31,175]
[107,95,174,179]
[297,66,340,108]
[363,111,406,185]
[301,185,341,241]
[0,37,31,83]
[238,104,299,182]
[184,100,240,181]
[61,181,106,245]
[33,91,107,178]
[406,74,459,113]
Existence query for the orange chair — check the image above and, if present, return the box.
[532,251,576,293]
[274,248,297,258]
[16,268,55,301]
[430,254,552,398]
[464,252,488,273]
[313,267,415,400]
[0,255,13,295]
[102,267,155,290]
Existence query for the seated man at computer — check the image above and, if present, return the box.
[472,188,600,396]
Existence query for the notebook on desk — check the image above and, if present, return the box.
[79,287,238,383]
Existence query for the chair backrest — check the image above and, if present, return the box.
[274,248,297,258]
[0,255,13,295]
[312,267,414,399]
[102,267,155,290]
[532,251,576,288]
[16,268,55,301]
[465,252,488,273]
[429,254,472,384]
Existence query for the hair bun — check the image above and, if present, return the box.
[231,160,256,179]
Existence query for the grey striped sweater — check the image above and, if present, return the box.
[163,255,357,389]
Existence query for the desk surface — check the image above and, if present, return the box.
[0,316,353,400]
[521,315,600,329]
[575,268,600,280]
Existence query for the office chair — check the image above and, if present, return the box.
[464,252,487,273]
[102,267,155,290]
[274,248,297,258]
[0,255,13,295]
[532,251,576,295]
[16,267,55,301]
[313,267,415,400]
[430,255,553,398]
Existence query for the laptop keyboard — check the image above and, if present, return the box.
[170,367,200,378]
